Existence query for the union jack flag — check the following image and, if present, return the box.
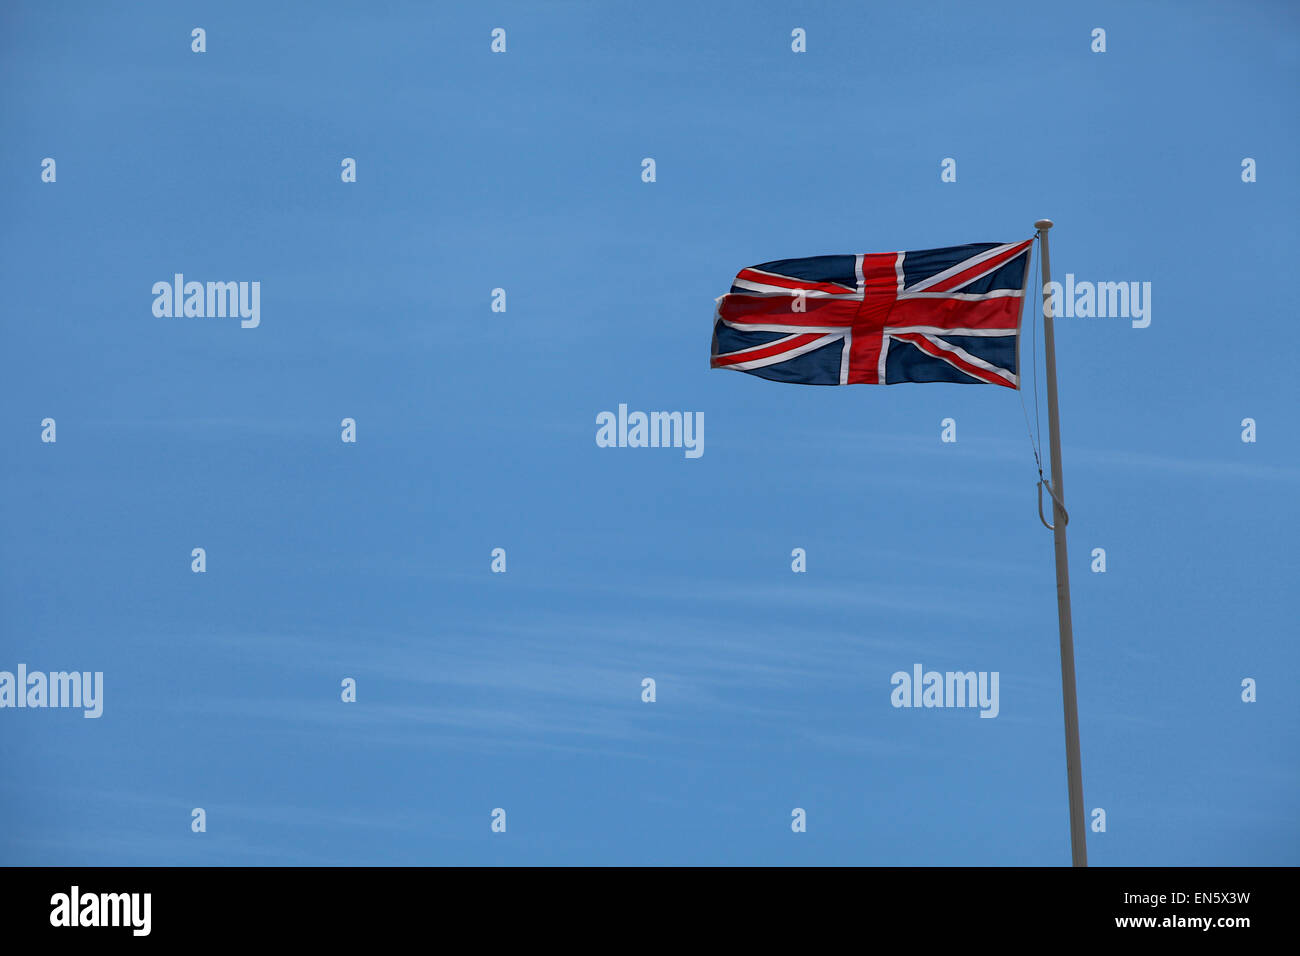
[710,239,1034,388]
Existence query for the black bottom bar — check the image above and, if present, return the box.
[0,866,1281,942]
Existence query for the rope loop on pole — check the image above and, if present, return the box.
[1037,477,1069,530]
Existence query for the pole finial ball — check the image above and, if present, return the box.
[1034,219,1054,231]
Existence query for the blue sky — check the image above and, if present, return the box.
[1,0,1296,865]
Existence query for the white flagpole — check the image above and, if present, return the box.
[1034,218,1088,867]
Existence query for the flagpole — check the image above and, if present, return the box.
[1034,218,1088,867]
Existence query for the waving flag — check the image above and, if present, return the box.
[707,221,1092,866]
[710,239,1033,388]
